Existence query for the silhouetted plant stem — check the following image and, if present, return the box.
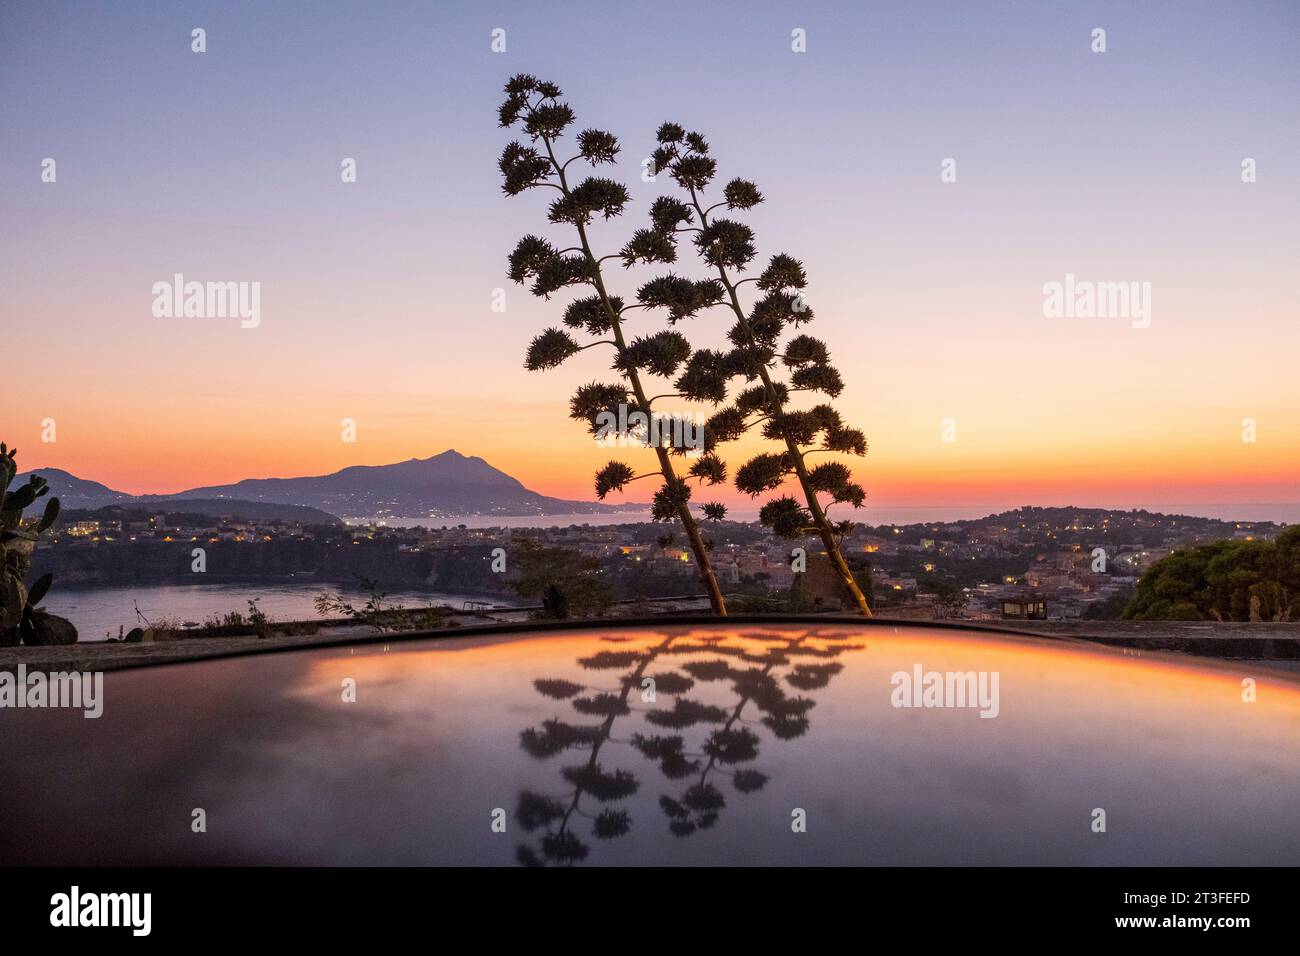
[536,126,727,616]
[692,636,793,789]
[686,189,871,616]
[555,634,673,834]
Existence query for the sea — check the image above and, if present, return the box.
[43,583,521,643]
[352,502,1300,530]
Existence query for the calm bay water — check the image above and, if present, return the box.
[355,502,1300,530]
[44,583,519,643]
[350,512,657,529]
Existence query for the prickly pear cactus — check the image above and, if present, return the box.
[1,442,73,645]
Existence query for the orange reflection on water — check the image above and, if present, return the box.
[4,622,1298,865]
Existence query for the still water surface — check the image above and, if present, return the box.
[3,623,1297,865]
[45,583,518,641]
[355,502,1300,529]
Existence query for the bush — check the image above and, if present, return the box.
[1123,527,1300,621]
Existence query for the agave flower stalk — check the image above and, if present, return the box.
[652,126,872,616]
[498,76,727,615]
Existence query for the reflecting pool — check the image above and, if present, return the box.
[2,623,1297,865]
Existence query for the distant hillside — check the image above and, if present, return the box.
[12,468,135,510]
[159,450,644,518]
[16,469,341,524]
[76,500,345,526]
[18,450,644,520]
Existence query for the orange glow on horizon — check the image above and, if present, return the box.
[13,404,1296,512]
[8,308,1298,511]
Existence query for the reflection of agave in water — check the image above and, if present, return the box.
[515,631,677,866]
[572,693,631,717]
[514,627,863,865]
[704,727,760,763]
[623,670,694,694]
[654,628,864,837]
[631,734,698,779]
[733,769,769,793]
[533,679,584,699]
[519,719,602,759]
[561,764,638,801]
[645,697,728,729]
[787,662,844,691]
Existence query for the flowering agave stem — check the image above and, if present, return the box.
[685,187,871,617]
[500,79,726,615]
[550,150,726,615]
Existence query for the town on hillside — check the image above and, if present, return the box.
[32,504,1285,622]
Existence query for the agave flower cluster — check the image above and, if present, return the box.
[638,123,873,613]
[513,627,865,864]
[498,75,731,612]
[648,126,869,537]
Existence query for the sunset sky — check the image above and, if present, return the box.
[2,1,1297,516]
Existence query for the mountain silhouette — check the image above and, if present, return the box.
[19,451,645,520]
[12,468,135,509]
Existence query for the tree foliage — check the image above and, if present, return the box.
[508,538,612,619]
[1123,527,1300,621]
